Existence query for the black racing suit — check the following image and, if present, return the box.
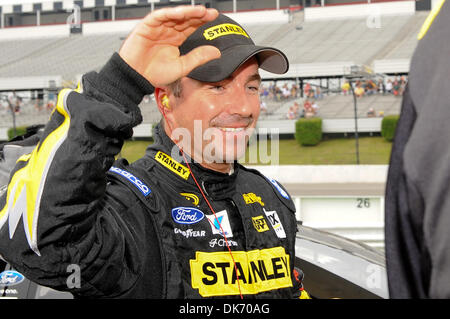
[0,53,300,298]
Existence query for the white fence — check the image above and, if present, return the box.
[373,59,411,74]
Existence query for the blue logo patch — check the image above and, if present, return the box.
[0,270,25,286]
[268,178,290,199]
[109,166,151,196]
[172,207,205,225]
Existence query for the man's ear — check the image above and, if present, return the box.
[155,87,178,137]
[155,87,172,114]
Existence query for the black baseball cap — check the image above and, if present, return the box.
[179,13,289,82]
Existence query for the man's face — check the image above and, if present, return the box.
[166,57,261,166]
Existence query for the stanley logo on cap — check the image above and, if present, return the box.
[203,23,249,41]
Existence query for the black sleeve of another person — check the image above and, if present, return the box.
[384,84,430,299]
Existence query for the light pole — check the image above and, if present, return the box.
[5,96,17,139]
[348,79,360,165]
[345,65,373,164]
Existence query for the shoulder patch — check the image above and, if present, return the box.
[238,165,295,212]
[267,177,290,200]
[109,166,151,196]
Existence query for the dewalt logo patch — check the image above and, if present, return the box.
[190,247,292,297]
[203,23,249,41]
[252,215,269,233]
[155,151,190,180]
[243,193,264,206]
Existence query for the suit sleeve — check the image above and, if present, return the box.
[0,53,155,297]
[384,85,430,298]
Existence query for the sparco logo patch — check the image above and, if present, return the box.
[155,151,190,180]
[109,166,151,196]
[203,23,249,41]
[172,207,204,225]
[190,247,292,297]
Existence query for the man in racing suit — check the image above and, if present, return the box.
[0,6,306,298]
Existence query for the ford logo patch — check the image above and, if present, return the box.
[172,207,204,225]
[0,270,25,286]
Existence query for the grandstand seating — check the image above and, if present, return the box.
[0,8,428,134]
[252,11,428,66]
[0,10,429,82]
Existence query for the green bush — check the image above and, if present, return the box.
[381,115,400,142]
[295,117,322,146]
[7,126,27,141]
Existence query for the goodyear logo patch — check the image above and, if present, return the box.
[243,193,264,206]
[155,151,190,180]
[190,247,292,297]
[109,166,151,196]
[203,23,249,41]
[252,215,269,232]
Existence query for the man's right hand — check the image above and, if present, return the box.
[119,5,221,88]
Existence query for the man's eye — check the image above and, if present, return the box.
[210,85,224,91]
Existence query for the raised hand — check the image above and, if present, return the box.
[119,5,221,87]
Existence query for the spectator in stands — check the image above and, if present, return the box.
[341,80,350,95]
[377,79,385,94]
[303,99,315,118]
[287,106,296,119]
[303,99,312,113]
[314,86,323,100]
[260,85,269,99]
[367,107,376,117]
[274,85,282,101]
[291,83,299,98]
[399,76,407,96]
[311,101,319,115]
[8,91,21,114]
[385,79,393,94]
[46,92,56,111]
[282,84,291,100]
[393,78,401,96]
[366,80,377,96]
[355,84,365,98]
[293,101,300,115]
[260,100,268,114]
[304,83,311,98]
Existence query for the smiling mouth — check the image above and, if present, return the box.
[217,127,246,132]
